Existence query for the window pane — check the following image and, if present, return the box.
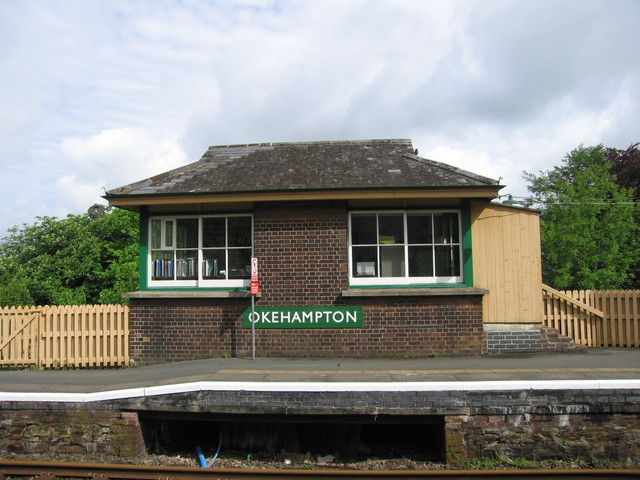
[151,220,161,249]
[151,251,173,280]
[177,219,198,248]
[203,250,225,279]
[352,246,377,277]
[203,217,225,247]
[351,215,377,244]
[176,250,198,279]
[378,215,404,244]
[435,246,460,276]
[150,215,253,284]
[228,249,251,279]
[409,246,433,277]
[228,217,252,247]
[434,213,459,244]
[380,245,405,277]
[165,220,173,247]
[407,215,432,244]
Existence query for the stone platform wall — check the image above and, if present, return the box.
[445,412,639,463]
[2,386,638,463]
[0,410,145,457]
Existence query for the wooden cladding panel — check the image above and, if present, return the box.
[470,201,543,325]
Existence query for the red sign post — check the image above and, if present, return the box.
[250,282,260,295]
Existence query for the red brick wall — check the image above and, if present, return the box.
[129,201,484,364]
[129,298,249,364]
[254,201,349,304]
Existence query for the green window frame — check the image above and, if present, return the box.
[147,214,253,288]
[349,210,464,286]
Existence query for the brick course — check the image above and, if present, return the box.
[254,201,348,305]
[485,327,586,354]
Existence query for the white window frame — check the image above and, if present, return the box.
[148,214,253,288]
[348,210,463,286]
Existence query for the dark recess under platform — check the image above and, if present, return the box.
[138,412,446,462]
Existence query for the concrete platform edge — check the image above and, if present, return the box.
[1,379,639,403]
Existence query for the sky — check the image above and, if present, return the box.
[1,0,638,236]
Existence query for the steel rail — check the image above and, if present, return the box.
[1,461,639,480]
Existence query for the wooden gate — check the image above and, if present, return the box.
[0,305,129,368]
[0,307,40,367]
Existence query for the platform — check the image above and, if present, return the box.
[0,349,638,400]
[1,349,639,462]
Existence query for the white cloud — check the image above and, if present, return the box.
[421,146,503,182]
[54,175,104,215]
[0,0,639,234]
[57,127,187,211]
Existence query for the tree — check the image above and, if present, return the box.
[0,209,139,306]
[91,208,140,304]
[606,142,640,198]
[0,260,34,306]
[524,144,640,290]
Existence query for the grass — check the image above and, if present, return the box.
[450,451,637,470]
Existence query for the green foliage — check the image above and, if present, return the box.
[0,209,139,306]
[0,260,34,306]
[524,144,640,290]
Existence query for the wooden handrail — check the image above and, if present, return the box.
[542,284,604,318]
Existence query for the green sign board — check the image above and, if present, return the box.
[242,306,363,329]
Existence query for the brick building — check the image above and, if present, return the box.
[105,139,543,365]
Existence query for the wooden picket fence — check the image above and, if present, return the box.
[0,305,129,368]
[542,285,640,348]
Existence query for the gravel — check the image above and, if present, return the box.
[0,451,633,471]
[0,451,449,470]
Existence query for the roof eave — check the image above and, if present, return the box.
[105,185,503,210]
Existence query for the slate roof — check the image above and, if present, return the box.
[105,139,499,198]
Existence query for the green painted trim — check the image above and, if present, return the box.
[138,207,149,290]
[138,211,254,292]
[147,210,254,217]
[140,287,249,292]
[347,284,467,289]
[348,204,474,289]
[461,199,473,287]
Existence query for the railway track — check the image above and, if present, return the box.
[1,461,638,480]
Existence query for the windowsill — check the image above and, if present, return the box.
[342,287,489,297]
[124,290,254,299]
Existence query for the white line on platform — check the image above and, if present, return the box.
[0,379,638,403]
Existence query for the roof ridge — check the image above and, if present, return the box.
[206,139,412,149]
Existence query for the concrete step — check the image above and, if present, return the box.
[542,327,588,351]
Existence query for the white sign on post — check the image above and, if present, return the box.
[251,257,258,282]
